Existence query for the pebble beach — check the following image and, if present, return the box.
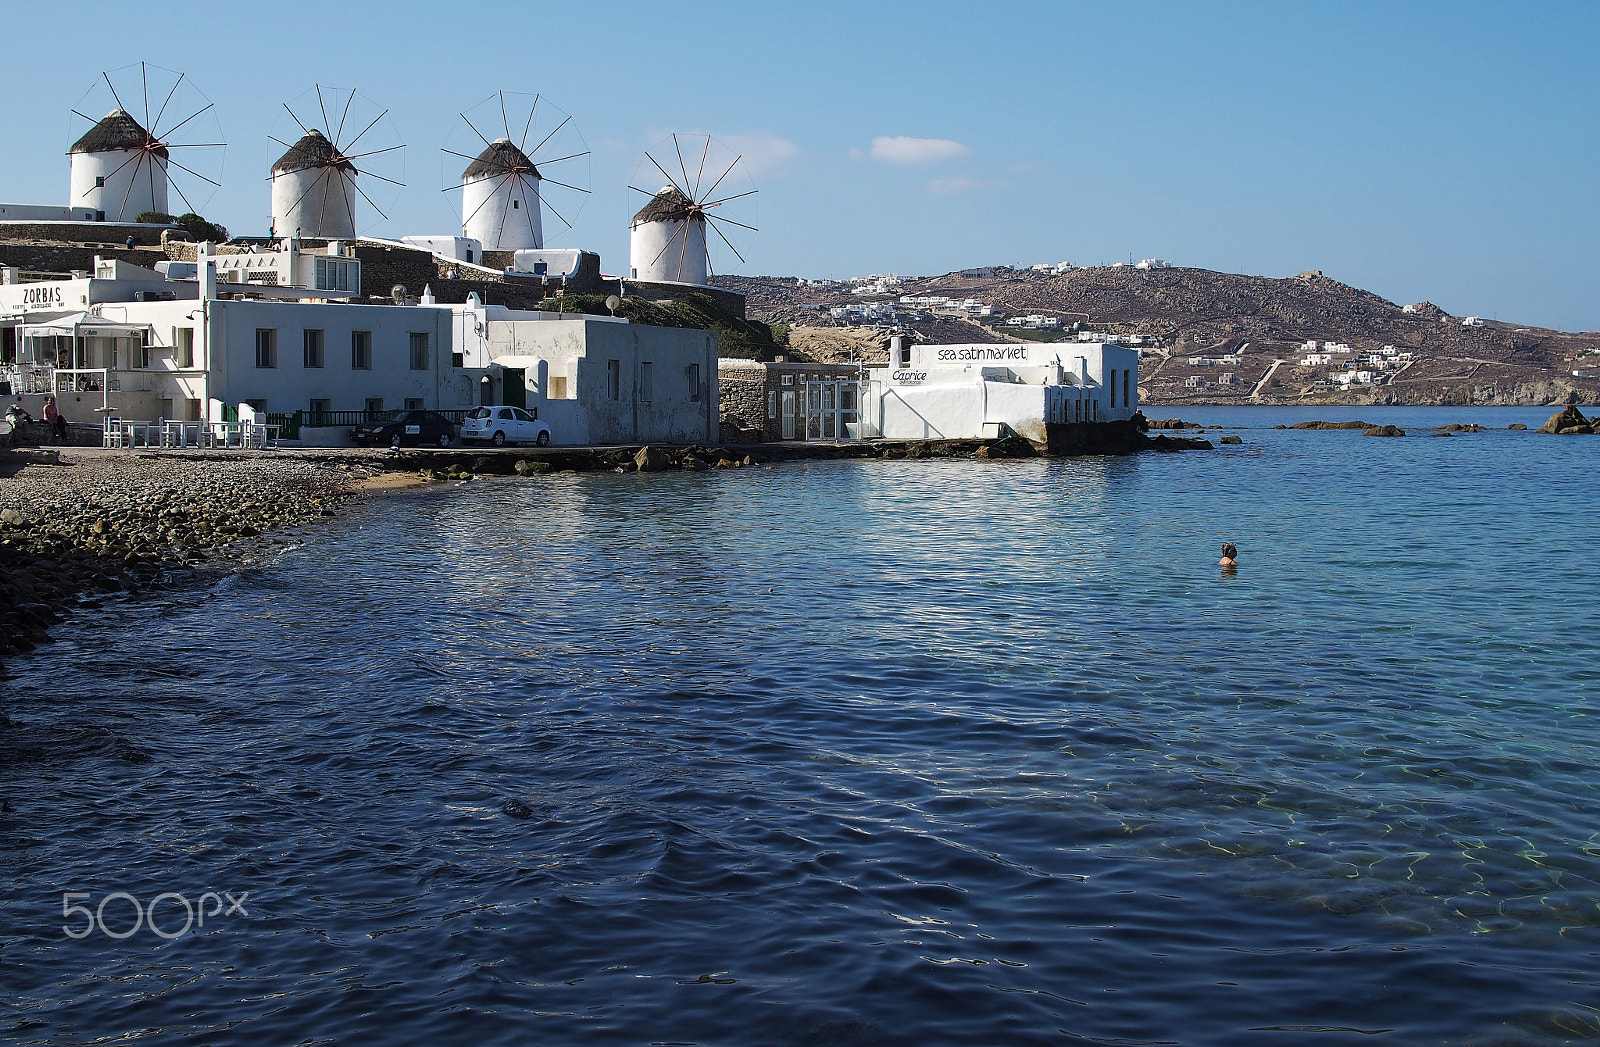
[0,449,376,665]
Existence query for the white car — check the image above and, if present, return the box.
[460,406,552,447]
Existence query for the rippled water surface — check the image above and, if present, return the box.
[4,407,1599,1045]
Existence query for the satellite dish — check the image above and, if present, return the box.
[605,294,621,314]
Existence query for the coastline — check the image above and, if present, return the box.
[0,425,1211,668]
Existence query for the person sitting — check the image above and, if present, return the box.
[1219,542,1238,567]
[5,401,33,445]
[42,395,67,443]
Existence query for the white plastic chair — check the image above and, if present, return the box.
[102,417,126,448]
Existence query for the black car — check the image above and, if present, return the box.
[352,410,459,448]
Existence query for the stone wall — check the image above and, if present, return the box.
[0,222,170,246]
[717,360,861,441]
[0,243,156,275]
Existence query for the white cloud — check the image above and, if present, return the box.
[716,134,801,180]
[640,130,800,183]
[871,136,971,164]
[924,176,1007,194]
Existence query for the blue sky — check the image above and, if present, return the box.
[6,1,1598,330]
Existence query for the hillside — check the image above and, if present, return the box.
[716,268,1600,406]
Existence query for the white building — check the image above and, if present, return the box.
[2,253,716,446]
[864,340,1139,443]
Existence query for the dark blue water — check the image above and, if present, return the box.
[4,407,1599,1045]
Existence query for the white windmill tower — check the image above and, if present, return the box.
[442,92,589,252]
[68,63,226,222]
[628,134,757,286]
[270,85,405,239]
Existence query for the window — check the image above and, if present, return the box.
[255,329,276,368]
[781,374,793,386]
[607,359,620,400]
[308,398,330,416]
[688,363,700,402]
[1124,370,1131,406]
[94,176,106,188]
[405,398,424,410]
[451,352,463,368]
[1108,369,1116,408]
[313,256,357,292]
[178,327,194,368]
[550,376,568,399]
[132,334,150,370]
[351,330,371,370]
[640,361,654,402]
[303,329,324,368]
[767,390,777,420]
[365,397,384,415]
[409,333,429,370]
[512,199,519,209]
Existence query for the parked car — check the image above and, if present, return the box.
[352,410,460,448]
[460,406,552,447]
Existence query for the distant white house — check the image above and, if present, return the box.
[1463,316,1485,327]
[865,339,1139,442]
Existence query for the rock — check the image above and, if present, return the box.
[1291,420,1374,430]
[975,435,1038,459]
[501,799,534,820]
[1363,425,1405,437]
[514,459,552,476]
[635,446,670,472]
[1148,418,1196,430]
[0,509,25,526]
[1219,435,1243,445]
[1508,424,1528,430]
[1558,426,1594,435]
[1538,406,1592,434]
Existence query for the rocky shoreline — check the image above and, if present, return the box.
[0,427,1213,669]
[0,451,368,668]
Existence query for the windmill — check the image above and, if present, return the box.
[628,134,757,286]
[270,85,405,240]
[440,91,590,252]
[68,62,226,223]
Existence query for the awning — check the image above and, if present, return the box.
[18,312,150,338]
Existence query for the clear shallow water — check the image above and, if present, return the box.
[3,408,1599,1046]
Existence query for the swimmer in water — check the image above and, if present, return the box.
[1219,542,1238,567]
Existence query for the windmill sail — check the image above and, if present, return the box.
[628,135,757,286]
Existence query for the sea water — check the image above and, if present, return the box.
[2,407,1598,1045]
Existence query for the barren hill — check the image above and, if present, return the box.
[717,268,1600,406]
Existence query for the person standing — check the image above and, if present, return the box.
[42,395,67,443]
